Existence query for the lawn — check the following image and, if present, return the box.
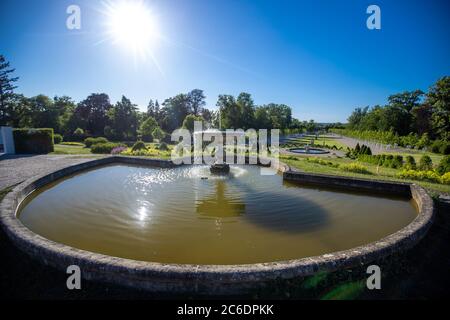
[280,155,450,195]
[52,144,93,155]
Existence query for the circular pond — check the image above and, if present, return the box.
[17,164,418,265]
[289,147,329,154]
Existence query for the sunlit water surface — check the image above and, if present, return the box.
[18,165,417,264]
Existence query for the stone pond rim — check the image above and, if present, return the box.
[0,156,435,294]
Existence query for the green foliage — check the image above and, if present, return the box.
[152,126,166,141]
[131,140,147,152]
[53,133,63,144]
[346,144,372,159]
[441,172,450,185]
[84,137,108,148]
[182,114,204,132]
[73,127,85,141]
[418,155,433,171]
[440,142,450,155]
[397,170,441,184]
[306,157,371,174]
[339,163,371,174]
[0,55,19,126]
[436,156,450,175]
[405,155,417,170]
[13,128,54,154]
[140,116,158,142]
[107,96,139,140]
[305,157,339,168]
[60,141,84,146]
[90,142,124,154]
[157,142,168,151]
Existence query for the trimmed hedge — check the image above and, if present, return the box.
[53,134,63,144]
[13,128,54,154]
[131,141,147,152]
[91,142,125,154]
[84,137,109,148]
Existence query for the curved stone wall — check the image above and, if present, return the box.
[0,156,435,294]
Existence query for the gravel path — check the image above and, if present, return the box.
[0,154,105,191]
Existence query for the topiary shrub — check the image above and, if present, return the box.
[436,155,450,175]
[73,128,85,141]
[430,140,444,153]
[158,142,168,151]
[418,155,433,171]
[152,127,167,142]
[440,142,450,155]
[404,155,416,170]
[84,137,108,148]
[91,142,125,154]
[53,134,63,144]
[441,172,450,185]
[391,155,403,169]
[131,140,147,152]
[13,128,54,154]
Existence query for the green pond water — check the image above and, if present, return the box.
[18,164,417,265]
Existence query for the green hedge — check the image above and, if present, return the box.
[13,128,54,154]
[84,137,109,148]
[53,134,63,144]
[91,142,125,154]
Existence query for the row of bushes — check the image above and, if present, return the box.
[346,143,372,159]
[397,170,450,185]
[332,129,450,155]
[357,154,450,175]
[305,157,372,174]
[357,154,406,169]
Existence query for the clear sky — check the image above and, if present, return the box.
[1,0,449,122]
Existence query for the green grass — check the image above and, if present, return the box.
[51,144,92,155]
[281,155,450,194]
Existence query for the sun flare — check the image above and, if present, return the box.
[102,0,160,61]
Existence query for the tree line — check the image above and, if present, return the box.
[0,54,325,142]
[346,76,449,142]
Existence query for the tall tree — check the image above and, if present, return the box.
[161,94,190,132]
[0,55,19,125]
[76,93,112,136]
[427,76,450,140]
[108,96,139,140]
[236,92,255,130]
[187,89,206,115]
[388,90,424,112]
[217,95,240,129]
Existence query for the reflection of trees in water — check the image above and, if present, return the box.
[196,180,245,218]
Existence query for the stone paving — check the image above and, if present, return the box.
[0,154,104,191]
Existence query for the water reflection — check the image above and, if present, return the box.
[196,180,246,218]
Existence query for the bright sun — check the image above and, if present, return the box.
[102,0,159,60]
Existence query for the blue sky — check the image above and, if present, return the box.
[0,0,449,122]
